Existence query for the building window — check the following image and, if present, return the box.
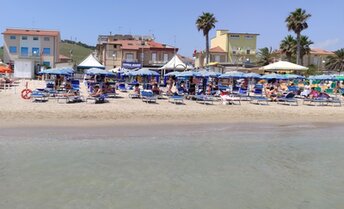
[246,50,251,55]
[42,61,50,67]
[9,46,17,54]
[232,51,236,55]
[22,36,28,40]
[10,36,16,40]
[125,53,134,61]
[245,35,254,40]
[32,48,40,56]
[33,37,39,41]
[215,55,221,62]
[230,34,240,39]
[163,54,169,62]
[44,37,50,41]
[43,48,51,55]
[140,52,144,60]
[21,47,29,56]
[151,53,157,62]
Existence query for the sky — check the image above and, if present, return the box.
[1,0,343,57]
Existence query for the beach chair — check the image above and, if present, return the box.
[168,95,184,104]
[31,90,49,102]
[86,94,108,104]
[277,92,298,106]
[253,84,263,96]
[250,96,269,105]
[325,88,334,94]
[141,90,157,103]
[287,86,299,94]
[195,95,215,105]
[220,94,241,105]
[118,83,127,92]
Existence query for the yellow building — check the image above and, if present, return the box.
[194,29,259,68]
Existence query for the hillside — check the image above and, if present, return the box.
[59,40,95,64]
[0,46,3,61]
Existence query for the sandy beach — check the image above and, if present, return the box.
[1,79,344,128]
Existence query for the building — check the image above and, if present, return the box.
[96,34,177,70]
[303,48,335,70]
[2,28,60,78]
[195,29,259,68]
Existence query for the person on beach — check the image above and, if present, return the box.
[91,85,103,97]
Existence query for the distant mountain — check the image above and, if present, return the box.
[59,40,95,64]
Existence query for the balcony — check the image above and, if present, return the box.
[149,60,168,65]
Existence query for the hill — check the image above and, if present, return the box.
[59,40,95,64]
[0,46,3,61]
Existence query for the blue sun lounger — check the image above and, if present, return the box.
[277,92,298,106]
[168,95,184,104]
[31,90,49,102]
[141,90,157,103]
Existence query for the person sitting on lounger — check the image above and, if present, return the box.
[91,85,103,97]
[308,87,320,99]
[133,84,140,95]
[152,84,161,96]
[266,86,278,102]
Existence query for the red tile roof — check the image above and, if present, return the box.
[108,39,175,50]
[310,48,335,55]
[210,46,226,53]
[3,28,60,37]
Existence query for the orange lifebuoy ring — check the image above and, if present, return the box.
[21,89,32,99]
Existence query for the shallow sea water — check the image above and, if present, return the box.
[0,123,343,209]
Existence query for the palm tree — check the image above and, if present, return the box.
[280,35,296,62]
[257,47,277,66]
[299,35,314,65]
[285,8,311,65]
[325,48,344,72]
[196,12,217,65]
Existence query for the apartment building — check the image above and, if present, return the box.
[195,29,259,68]
[2,28,60,78]
[303,48,334,70]
[96,34,177,70]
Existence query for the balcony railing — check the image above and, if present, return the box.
[149,60,168,64]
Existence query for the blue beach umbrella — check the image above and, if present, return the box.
[219,71,245,79]
[198,69,221,78]
[86,68,115,76]
[261,73,286,80]
[164,71,181,77]
[176,71,202,78]
[283,74,305,80]
[308,74,338,81]
[129,68,160,76]
[242,73,261,79]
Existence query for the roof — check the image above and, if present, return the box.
[310,48,335,56]
[3,28,60,37]
[159,54,193,70]
[210,46,226,53]
[107,39,176,50]
[228,32,260,36]
[59,55,71,59]
[78,54,105,69]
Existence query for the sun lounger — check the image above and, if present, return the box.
[277,92,298,106]
[141,90,157,103]
[118,83,127,92]
[31,90,49,102]
[220,94,241,105]
[86,94,108,104]
[195,95,214,105]
[250,96,269,105]
[168,95,184,104]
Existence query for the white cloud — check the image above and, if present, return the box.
[312,38,340,50]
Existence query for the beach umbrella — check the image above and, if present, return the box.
[308,74,338,81]
[261,73,286,80]
[0,66,13,74]
[283,74,305,80]
[259,61,308,71]
[335,75,344,81]
[242,73,261,79]
[219,71,245,79]
[164,71,181,77]
[128,68,160,76]
[198,69,221,78]
[39,68,73,76]
[176,71,202,78]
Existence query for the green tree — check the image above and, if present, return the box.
[280,35,296,62]
[196,12,217,65]
[257,47,277,66]
[299,35,314,66]
[325,48,344,72]
[285,8,311,65]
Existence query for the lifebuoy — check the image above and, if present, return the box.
[21,89,32,100]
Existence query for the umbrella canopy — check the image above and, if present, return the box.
[261,73,286,80]
[128,68,159,76]
[335,75,344,81]
[176,71,202,78]
[219,71,245,79]
[164,71,181,77]
[198,69,221,78]
[86,68,115,76]
[242,73,261,79]
[39,67,74,76]
[159,55,193,70]
[308,74,338,81]
[0,66,13,73]
[259,61,308,71]
[283,74,305,80]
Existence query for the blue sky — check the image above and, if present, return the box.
[1,0,343,57]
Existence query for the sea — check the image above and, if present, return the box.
[0,122,343,209]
